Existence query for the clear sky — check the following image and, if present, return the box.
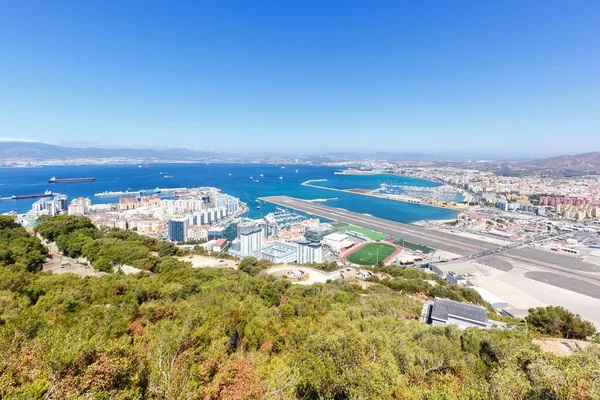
[1,1,599,156]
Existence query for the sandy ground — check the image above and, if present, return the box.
[43,256,107,277]
[266,265,359,285]
[533,338,596,356]
[177,255,238,269]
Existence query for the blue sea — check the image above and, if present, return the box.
[0,164,456,223]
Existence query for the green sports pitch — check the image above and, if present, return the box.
[345,243,397,265]
[336,224,390,241]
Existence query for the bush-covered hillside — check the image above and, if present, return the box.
[1,215,599,399]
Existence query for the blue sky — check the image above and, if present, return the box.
[0,1,599,156]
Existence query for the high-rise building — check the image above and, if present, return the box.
[68,197,91,215]
[168,218,188,242]
[297,240,323,264]
[239,222,263,255]
[31,194,68,216]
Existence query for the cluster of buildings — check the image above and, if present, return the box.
[221,218,323,264]
[25,193,68,217]
[401,166,600,218]
[82,188,242,238]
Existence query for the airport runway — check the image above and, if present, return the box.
[261,196,499,255]
[262,196,600,296]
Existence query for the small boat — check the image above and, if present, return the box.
[249,176,253,180]
[295,169,298,173]
[256,206,261,209]
[160,171,167,175]
[164,175,173,179]
[278,176,283,180]
[229,173,233,176]
[281,166,286,169]
[254,180,259,183]
[259,174,264,177]
[138,165,153,168]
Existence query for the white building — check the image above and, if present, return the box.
[296,240,323,264]
[322,232,354,251]
[187,225,208,241]
[239,223,263,255]
[257,241,298,264]
[30,194,68,217]
[68,197,91,215]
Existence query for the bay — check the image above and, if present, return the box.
[0,163,456,223]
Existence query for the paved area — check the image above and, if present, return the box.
[177,255,238,269]
[524,271,600,300]
[472,263,600,327]
[43,256,107,277]
[478,256,514,272]
[266,265,348,285]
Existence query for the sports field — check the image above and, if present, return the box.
[337,224,390,241]
[345,243,398,265]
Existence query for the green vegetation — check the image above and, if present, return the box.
[0,215,47,272]
[238,256,273,275]
[346,242,397,265]
[336,224,389,240]
[526,306,596,339]
[34,215,186,272]
[299,260,340,272]
[1,215,599,398]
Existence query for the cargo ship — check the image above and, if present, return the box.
[48,176,95,183]
[10,190,53,200]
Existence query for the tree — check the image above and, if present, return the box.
[526,306,596,339]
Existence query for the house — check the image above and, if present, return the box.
[213,238,228,252]
[420,297,506,329]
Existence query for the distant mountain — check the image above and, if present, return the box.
[516,151,600,175]
[0,141,220,160]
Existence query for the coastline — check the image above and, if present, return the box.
[301,179,467,213]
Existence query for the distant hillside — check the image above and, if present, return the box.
[0,141,219,160]
[517,152,600,175]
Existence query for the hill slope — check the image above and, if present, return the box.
[517,152,600,175]
[0,141,219,160]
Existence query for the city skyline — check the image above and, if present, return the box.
[1,1,599,155]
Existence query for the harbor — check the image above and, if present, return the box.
[301,179,467,211]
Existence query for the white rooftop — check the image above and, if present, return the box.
[324,232,349,242]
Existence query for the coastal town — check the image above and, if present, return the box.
[4,156,599,328]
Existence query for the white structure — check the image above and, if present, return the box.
[30,194,68,217]
[257,241,298,264]
[68,197,91,215]
[239,223,263,256]
[296,240,323,264]
[187,225,208,241]
[322,232,354,251]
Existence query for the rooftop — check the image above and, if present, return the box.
[430,297,488,324]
